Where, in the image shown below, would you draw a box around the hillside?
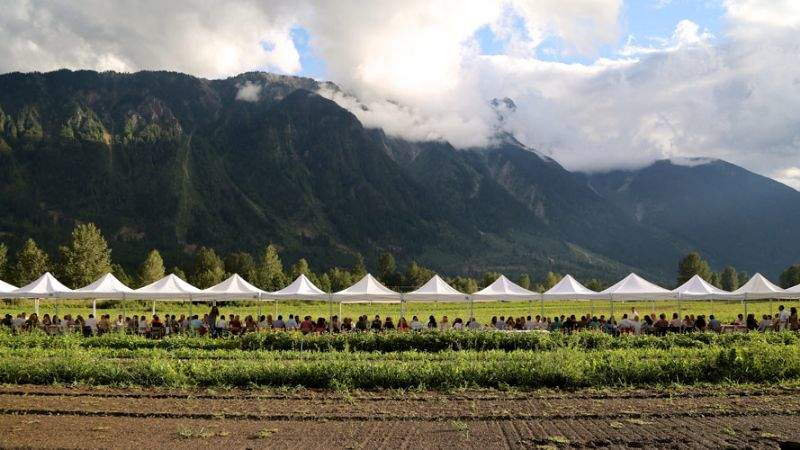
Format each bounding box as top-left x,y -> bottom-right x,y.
0,70 -> 795,283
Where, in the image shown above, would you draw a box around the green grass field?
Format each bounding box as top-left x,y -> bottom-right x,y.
3,297 -> 796,324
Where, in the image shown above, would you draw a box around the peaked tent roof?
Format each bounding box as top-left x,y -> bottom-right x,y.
472,275 -> 539,301
404,275 -> 468,302
200,274 -> 265,300
64,273 -> 134,299
673,275 -> 734,300
785,282 -> 800,297
732,273 -> 786,299
0,280 -> 18,294
268,274 -> 327,301
543,274 -> 598,300
333,273 -> 401,303
133,274 -> 203,300
9,272 -> 72,298
600,273 -> 673,300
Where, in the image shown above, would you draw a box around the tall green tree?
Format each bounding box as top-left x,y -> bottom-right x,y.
253,244 -> 286,291
58,223 -> 113,288
111,263 -> 133,287
709,272 -> 722,289
543,272 -> 562,290
0,243 -> 8,280
482,271 -> 501,288
720,266 -> 739,291
224,252 -> 256,281
192,246 -> 225,288
11,239 -> 49,286
138,250 -> 165,287
449,276 -> 478,294
676,252 -> 711,285
316,272 -> 332,293
517,274 -> 531,290
351,254 -> 367,280
737,271 -> 750,287
779,264 -> 800,289
327,267 -> 353,291
585,279 -> 604,292
404,261 -> 434,289
290,258 -> 318,284
172,266 -> 187,281
378,251 -> 396,279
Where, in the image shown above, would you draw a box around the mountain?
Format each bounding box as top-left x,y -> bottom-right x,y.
0,69 -> 795,284
584,158 -> 800,278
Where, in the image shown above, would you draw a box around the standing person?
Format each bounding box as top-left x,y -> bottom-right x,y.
208,306 -> 220,338
778,305 -> 790,330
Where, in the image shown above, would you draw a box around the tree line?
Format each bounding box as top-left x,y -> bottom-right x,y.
3,224 -> 798,294
0,223 -> 578,294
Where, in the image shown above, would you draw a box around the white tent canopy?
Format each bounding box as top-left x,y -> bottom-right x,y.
404,275 -> 468,302
600,273 -> 673,300
672,275 -> 734,300
472,275 -> 539,301
0,280 -> 17,294
269,274 -> 327,301
9,272 -> 72,298
543,274 -> 597,300
732,273 -> 786,300
333,273 -> 401,303
200,274 -> 265,300
64,273 -> 134,299
785,282 -> 800,298
133,274 -> 202,300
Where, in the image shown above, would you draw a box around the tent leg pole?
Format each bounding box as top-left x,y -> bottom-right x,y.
540,296 -> 545,318
470,298 -> 474,320
610,299 -> 614,319
151,301 -> 155,316
274,300 -> 278,318
92,299 -> 97,317
769,299 -> 772,316
328,295 -> 333,332
527,299 -> 532,317
340,302 -> 343,319
35,299 -> 40,316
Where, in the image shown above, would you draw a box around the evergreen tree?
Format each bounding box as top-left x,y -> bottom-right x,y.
192,246 -> 225,288
224,252 -> 255,281
737,271 -> 750,287
327,267 -> 353,291
709,272 -> 722,288
378,251 -> 396,281
0,243 -> 7,280
720,266 -> 739,291
253,244 -> 286,291
351,254 -> 367,280
517,274 -> 531,290
449,276 -> 478,294
11,239 -> 49,286
290,258 -> 319,285
585,279 -> 604,292
482,271 -> 501,287
676,252 -> 711,285
317,272 -> 332,293
138,250 -> 165,287
112,263 -> 133,287
404,261 -> 434,289
171,266 -> 187,281
543,272 -> 562,290
779,264 -> 800,289
58,223 -> 113,288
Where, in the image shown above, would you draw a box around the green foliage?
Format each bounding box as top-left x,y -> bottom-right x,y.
192,247 -> 225,288
677,252 -> 712,285
57,223 -> 113,288
779,264 -> 800,289
482,272 -> 501,288
0,243 -> 7,280
138,250 -> 165,287
11,239 -> 49,286
112,263 -> 133,287
289,258 -> 312,280
253,245 -> 286,291
404,261 -> 434,289
327,267 -> 353,291
585,279 -> 604,292
2,330 -> 800,389
224,252 -> 255,282
543,272 -> 562,290
171,267 -> 187,281
517,274 -> 531,290
449,276 -> 478,294
709,272 -> 722,288
351,254 -> 367,280
720,266 -> 739,291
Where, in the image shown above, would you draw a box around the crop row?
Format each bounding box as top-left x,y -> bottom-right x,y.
3,329 -> 799,352
1,344 -> 799,389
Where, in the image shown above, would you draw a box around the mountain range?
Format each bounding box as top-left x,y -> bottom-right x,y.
0,69 -> 797,285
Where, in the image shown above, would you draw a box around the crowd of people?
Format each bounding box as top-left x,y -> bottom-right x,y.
2,305 -> 799,338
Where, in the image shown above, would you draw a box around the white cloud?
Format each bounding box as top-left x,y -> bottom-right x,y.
235,81 -> 262,102
774,167 -> 800,191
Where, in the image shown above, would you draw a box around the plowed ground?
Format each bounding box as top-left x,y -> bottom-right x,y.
1,385 -> 799,449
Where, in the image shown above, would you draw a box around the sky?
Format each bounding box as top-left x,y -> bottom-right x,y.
1,0 -> 799,188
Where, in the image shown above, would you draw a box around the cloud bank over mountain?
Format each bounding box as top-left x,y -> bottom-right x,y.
1,0 -> 798,187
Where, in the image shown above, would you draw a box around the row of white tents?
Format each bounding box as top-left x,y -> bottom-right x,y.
1,270 -> 798,302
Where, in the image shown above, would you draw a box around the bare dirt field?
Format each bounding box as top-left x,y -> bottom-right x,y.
1,385 -> 799,449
